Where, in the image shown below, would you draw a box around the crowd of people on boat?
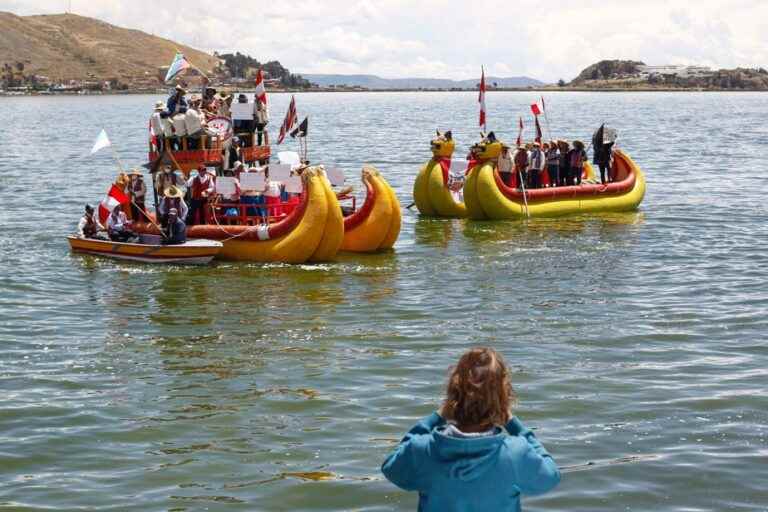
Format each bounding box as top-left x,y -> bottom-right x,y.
497,138 -> 614,190
149,85 -> 269,153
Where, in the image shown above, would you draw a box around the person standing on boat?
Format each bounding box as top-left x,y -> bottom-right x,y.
162,208 -> 187,245
557,141 -> 570,187
594,141 -> 614,185
255,98 -> 269,147
568,140 -> 587,186
149,101 -> 166,152
497,144 -> 515,187
77,204 -> 105,239
158,186 -> 189,227
513,144 -> 529,191
106,205 -> 137,243
529,142 -> 545,189
381,347 -> 561,512
185,97 -> 206,150
546,141 -> 560,188
129,170 -> 148,222
186,166 -> 215,225
155,166 -> 185,197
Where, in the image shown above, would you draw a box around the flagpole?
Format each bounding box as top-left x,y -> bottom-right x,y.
541,96 -> 553,141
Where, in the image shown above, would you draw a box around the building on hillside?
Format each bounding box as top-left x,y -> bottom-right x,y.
638,65 -> 712,78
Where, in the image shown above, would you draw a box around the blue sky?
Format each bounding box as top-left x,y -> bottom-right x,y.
2,0 -> 766,82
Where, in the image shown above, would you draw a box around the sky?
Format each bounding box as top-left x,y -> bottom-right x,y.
2,0 -> 767,82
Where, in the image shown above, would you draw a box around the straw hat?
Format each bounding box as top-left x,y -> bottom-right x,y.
154,101 -> 165,111
532,141 -> 541,147
164,185 -> 184,198
129,169 -> 143,176
175,84 -> 187,95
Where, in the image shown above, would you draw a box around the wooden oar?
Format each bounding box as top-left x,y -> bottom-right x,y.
131,200 -> 168,239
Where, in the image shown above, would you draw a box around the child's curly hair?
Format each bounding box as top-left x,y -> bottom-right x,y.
442,347 -> 516,428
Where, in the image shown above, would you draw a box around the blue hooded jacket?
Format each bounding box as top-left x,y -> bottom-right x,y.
381,413 -> 561,512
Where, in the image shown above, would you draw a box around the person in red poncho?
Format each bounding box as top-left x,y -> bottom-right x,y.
185,166 -> 215,225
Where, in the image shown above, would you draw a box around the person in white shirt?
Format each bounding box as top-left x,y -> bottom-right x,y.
497,144 -> 514,187
77,204 -> 105,239
149,101 -> 166,152
106,205 -> 136,242
171,113 -> 187,151
185,98 -> 206,150
255,99 -> 269,146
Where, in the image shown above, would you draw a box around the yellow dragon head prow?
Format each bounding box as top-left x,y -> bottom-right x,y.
431,130 -> 455,158
470,131 -> 503,160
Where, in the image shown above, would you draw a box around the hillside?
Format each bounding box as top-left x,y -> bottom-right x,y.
0,12 -> 219,81
302,73 -> 545,89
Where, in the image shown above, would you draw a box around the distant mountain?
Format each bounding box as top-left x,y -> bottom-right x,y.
302,73 -> 545,89
0,12 -> 219,81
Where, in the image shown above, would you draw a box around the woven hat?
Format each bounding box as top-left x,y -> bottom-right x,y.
164,185 -> 184,199
154,101 -> 165,111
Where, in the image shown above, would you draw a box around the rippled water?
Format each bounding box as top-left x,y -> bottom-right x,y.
1,92 -> 767,511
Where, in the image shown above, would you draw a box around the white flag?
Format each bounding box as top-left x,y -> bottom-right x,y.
90,129 -> 111,155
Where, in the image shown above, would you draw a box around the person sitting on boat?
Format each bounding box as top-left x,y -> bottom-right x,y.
557,140 -> 570,187
216,90 -> 232,118
497,143 -> 514,187
162,208 -> 187,245
568,140 -> 587,186
158,185 -> 189,227
225,137 -> 242,171
77,204 -> 105,239
513,144 -> 529,191
233,93 -> 255,146
186,166 -> 216,225
166,84 -> 188,116
149,101 -> 167,152
106,204 -> 137,243
545,141 -> 560,188
381,347 -> 561,511
202,87 -> 218,116
170,112 -> 187,151
528,142 -> 545,189
187,97 -> 208,150
129,170 -> 147,222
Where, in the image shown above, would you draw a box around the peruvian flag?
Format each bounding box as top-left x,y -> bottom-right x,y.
516,117 -> 524,146
277,95 -> 297,144
98,184 -> 130,224
478,67 -> 487,131
534,115 -> 543,144
254,68 -> 267,105
531,102 -> 542,116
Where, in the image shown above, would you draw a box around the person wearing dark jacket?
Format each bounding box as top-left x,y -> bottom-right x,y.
568,140 -> 587,186
166,85 -> 188,116
557,140 -> 570,186
163,208 -> 187,245
381,347 -> 561,512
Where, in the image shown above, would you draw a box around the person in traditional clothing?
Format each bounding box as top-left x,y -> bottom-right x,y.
77,204 -> 105,239
202,87 -> 218,115
568,140 -> 587,186
497,144 -> 514,187
155,166 -> 185,196
128,170 -> 147,222
162,208 -> 187,245
170,112 -> 187,151
558,141 -> 570,187
166,84 -> 188,116
545,141 -> 560,188
158,185 -> 189,227
185,97 -> 206,150
528,142 -> 545,189
216,91 -> 232,118
106,204 -> 136,242
149,101 -> 166,152
513,144 -> 529,190
186,166 -> 215,225
255,98 -> 269,146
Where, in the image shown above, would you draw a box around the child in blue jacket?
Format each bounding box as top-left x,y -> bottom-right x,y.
381,347 -> 560,511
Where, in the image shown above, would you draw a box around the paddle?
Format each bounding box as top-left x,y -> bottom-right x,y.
130,200 -> 169,240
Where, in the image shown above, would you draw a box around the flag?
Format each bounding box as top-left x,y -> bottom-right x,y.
290,116 -> 308,138
516,117 -> 523,146
90,129 -> 111,155
277,96 -> 297,144
534,115 -> 543,144
98,184 -> 130,224
254,68 -> 267,105
164,52 -> 191,82
478,67 -> 487,131
531,102 -> 542,116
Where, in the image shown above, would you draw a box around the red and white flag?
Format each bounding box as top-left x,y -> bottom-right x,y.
98,184 -> 130,224
530,102 -> 542,116
516,117 -> 524,146
277,95 -> 297,145
478,67 -> 487,131
254,68 -> 267,105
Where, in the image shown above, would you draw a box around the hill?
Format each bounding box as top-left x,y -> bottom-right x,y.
570,60 -> 645,84
302,73 -> 545,89
0,11 -> 219,82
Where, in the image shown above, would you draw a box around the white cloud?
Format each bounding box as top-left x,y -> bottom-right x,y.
2,0 -> 766,81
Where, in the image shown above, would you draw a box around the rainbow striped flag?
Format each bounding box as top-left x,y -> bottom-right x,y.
164,52 -> 191,82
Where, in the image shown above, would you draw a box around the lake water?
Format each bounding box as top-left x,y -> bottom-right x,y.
1,91 -> 767,511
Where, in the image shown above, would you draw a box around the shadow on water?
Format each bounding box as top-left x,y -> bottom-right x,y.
413,216 -> 457,249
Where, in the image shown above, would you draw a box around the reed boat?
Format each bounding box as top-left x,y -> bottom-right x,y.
413,131 -> 468,218
134,167 -> 344,263
67,236 -> 222,265
341,167 -> 401,253
464,149 -> 644,220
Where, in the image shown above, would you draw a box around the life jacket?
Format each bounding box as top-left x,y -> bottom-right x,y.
569,149 -> 584,169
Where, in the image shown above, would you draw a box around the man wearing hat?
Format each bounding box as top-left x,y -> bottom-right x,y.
498,143 -> 514,187
186,166 -> 216,225
77,204 -> 105,239
106,204 -> 137,242
128,170 -> 147,222
167,84 -> 188,116
528,141 -> 545,189
158,185 -> 189,228
149,101 -> 167,152
185,96 -> 206,150
155,166 -> 185,197
216,90 -> 232,118
162,208 -> 187,245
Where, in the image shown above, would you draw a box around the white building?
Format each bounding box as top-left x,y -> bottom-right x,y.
638,65 -> 712,78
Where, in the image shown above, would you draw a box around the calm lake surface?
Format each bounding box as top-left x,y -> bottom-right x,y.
1,91 -> 767,511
